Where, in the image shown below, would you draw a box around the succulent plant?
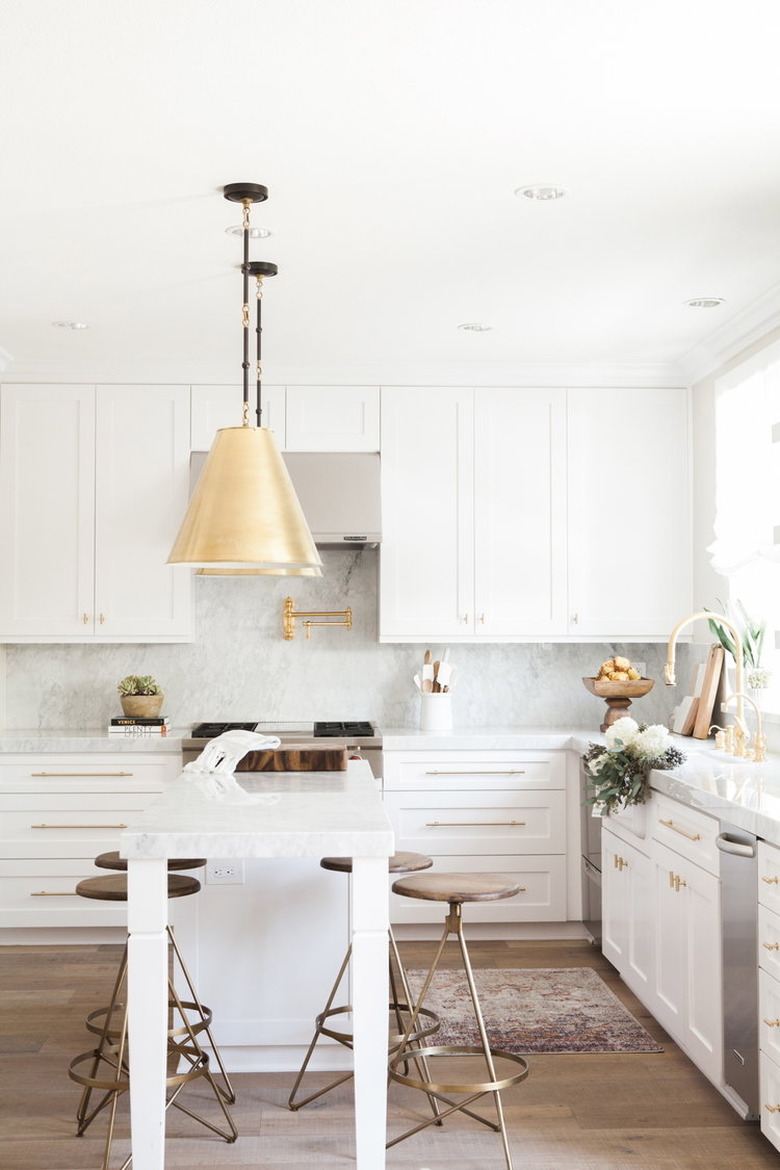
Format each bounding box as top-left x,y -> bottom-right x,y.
117,674 -> 162,696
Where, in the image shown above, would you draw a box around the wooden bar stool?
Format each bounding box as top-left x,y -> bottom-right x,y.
68,870 -> 237,1170
387,872 -> 530,1170
288,850 -> 441,1112
94,850 -> 207,873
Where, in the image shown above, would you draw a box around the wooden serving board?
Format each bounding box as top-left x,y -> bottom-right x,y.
236,744 -> 349,772
691,644 -> 725,739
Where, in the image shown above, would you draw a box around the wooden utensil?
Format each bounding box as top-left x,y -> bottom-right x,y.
432,660 -> 441,691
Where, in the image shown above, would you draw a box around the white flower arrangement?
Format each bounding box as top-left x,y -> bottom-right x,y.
746,667 -> 772,691
583,716 -> 686,815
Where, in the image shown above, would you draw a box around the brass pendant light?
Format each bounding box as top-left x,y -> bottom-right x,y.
167,183 -> 322,576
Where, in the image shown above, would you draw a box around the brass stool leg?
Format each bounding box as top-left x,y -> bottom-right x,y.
387,901 -> 528,1170
288,942 -> 355,1110
166,925 -> 236,1105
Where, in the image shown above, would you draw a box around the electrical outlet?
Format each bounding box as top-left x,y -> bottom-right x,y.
206,860 -> 244,885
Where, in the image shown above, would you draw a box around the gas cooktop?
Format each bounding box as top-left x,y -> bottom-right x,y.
190,720 -> 377,740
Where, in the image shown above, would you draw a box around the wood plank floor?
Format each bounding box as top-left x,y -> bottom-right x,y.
1,938 -> 778,1169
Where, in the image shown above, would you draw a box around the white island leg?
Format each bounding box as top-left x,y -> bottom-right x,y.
127,857 -> 169,1170
351,855 -> 390,1170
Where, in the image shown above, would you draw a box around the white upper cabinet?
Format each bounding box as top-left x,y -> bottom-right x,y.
189,384 -> 286,450
0,384 -> 192,642
285,386 -> 380,451
567,387 -> 691,637
380,384 -> 691,642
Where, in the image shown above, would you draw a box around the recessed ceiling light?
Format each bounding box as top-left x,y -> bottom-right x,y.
225,224 -> 273,239
514,184 -> 568,201
51,321 -> 89,330
457,322 -> 493,332
684,297 -> 725,309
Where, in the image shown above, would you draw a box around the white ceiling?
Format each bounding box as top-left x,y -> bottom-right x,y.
3,0 -> 780,386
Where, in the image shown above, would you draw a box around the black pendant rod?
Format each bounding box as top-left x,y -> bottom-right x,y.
242,204 -> 251,422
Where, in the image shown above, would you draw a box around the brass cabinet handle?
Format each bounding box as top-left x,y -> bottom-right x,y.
763,876 -> 780,885
614,855 -> 628,871
99,613 -> 106,624
659,818 -> 701,842
425,820 -> 527,828
667,870 -> 687,891
82,613 -> 90,624
424,769 -> 527,776
30,771 -> 134,778
766,1103 -> 780,1113
763,942 -> 780,952
30,823 -> 129,829
764,1018 -> 780,1027
30,891 -> 79,897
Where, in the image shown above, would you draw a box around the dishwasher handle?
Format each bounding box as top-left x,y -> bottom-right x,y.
716,832 -> 756,858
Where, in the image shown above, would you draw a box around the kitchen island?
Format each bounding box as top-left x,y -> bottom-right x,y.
119,757 -> 394,1170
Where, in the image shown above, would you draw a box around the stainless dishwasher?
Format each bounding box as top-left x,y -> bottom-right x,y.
718,823 -> 759,1119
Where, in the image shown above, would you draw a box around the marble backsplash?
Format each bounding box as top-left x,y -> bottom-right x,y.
2,550 -> 693,733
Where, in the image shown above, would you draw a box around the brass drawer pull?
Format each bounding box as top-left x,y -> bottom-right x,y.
425,820 -> 527,828
30,771 -> 134,778
30,891 -> 79,897
31,823 -> 129,829
764,1018 -> 780,1027
658,818 -> 701,842
614,855 -> 628,871
424,769 -> 527,776
766,1103 -> 780,1113
763,942 -> 780,952
763,875 -> 780,885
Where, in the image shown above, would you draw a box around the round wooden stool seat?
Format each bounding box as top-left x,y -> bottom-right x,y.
94,850 -> 207,872
392,872 -> 522,904
75,873 -> 201,901
320,850 -> 433,875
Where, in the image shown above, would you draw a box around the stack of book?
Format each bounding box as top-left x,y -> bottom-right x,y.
108,716 -> 170,738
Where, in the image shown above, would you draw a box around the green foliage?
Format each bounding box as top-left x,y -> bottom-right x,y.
705,599 -> 765,670
582,739 -> 686,815
117,674 -> 162,696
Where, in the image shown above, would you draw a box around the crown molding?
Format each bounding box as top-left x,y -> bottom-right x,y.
676,280 -> 780,385
0,355 -> 686,389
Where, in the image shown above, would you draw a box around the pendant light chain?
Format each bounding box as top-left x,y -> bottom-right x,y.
241,200 -> 252,427
255,274 -> 264,426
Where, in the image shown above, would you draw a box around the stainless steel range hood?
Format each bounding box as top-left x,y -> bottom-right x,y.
189,449 -> 381,548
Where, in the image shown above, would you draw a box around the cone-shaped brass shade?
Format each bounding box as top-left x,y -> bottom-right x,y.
168,426 -> 322,573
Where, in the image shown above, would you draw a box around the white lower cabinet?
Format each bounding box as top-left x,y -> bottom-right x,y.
601,792 -> 723,1089
382,749 -> 569,924
0,752 -> 181,930
758,840 -> 780,1150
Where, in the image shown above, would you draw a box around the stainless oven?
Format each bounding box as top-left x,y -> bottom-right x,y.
181,720 -> 383,779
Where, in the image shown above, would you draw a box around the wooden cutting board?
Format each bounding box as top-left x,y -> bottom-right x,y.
236,744 -> 349,772
691,644 -> 726,739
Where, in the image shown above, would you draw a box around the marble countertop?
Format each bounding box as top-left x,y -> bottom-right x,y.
120,758 -> 394,860
0,728 -> 187,753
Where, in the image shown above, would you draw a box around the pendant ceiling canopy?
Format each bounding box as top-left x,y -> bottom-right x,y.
167,183 -> 322,576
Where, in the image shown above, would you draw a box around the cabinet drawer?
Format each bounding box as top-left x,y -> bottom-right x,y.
389,855 -> 567,923
761,1046 -> 780,1151
650,793 -> 720,876
759,904 -> 780,980
0,753 -> 179,793
759,841 -> 780,914
0,793 -> 152,858
383,750 -> 565,792
760,968 -> 780,1066
385,790 -> 566,855
0,860 -> 129,927
603,794 -> 652,844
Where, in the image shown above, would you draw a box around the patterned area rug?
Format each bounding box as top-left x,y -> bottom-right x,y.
404,966 -> 662,1054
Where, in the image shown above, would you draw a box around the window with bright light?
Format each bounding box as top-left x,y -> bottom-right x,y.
709,342 -> 780,713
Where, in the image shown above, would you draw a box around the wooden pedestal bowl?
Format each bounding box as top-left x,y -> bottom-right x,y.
582,676 -> 655,733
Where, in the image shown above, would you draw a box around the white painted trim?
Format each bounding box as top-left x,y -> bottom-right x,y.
0,347 -> 13,372
677,280 -> 780,384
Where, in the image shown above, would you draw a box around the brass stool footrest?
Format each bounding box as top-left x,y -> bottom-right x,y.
389,1043 -> 530,1095
315,1002 -> 440,1048
69,1043 -> 213,1095
85,1000 -> 214,1043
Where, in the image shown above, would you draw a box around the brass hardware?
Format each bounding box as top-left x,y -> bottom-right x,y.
31,771 -> 133,777
425,820 -> 527,828
673,874 -> 687,892
614,855 -> 628,871
99,613 -> 106,624
479,613 -> 485,624
764,875 -> 780,885
669,870 -> 676,888
764,1018 -> 780,1027
82,613 -> 89,624
283,596 -> 352,640
462,614 -> 469,624
31,890 -> 79,897
31,823 -> 129,829
572,613 -> 579,624
659,818 -> 701,842
424,769 -> 526,776
766,1103 -> 780,1113
763,941 -> 780,951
